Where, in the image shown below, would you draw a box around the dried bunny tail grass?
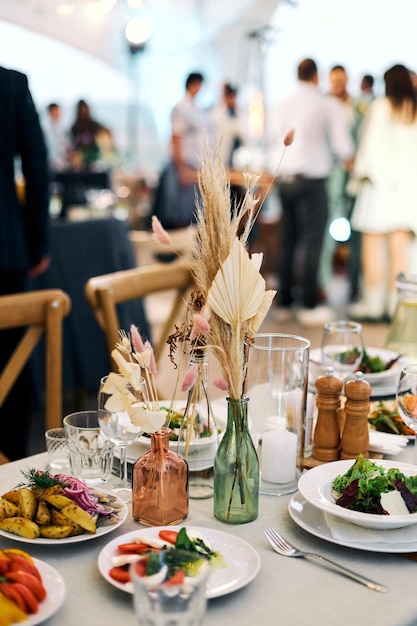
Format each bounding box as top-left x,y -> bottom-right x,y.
192,142 -> 258,296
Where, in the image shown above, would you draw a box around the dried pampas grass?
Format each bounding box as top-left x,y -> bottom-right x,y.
186,142 -> 276,399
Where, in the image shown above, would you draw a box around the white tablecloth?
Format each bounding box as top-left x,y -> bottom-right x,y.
1,451 -> 417,626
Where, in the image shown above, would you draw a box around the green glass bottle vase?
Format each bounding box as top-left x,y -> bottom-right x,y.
213,396 -> 259,524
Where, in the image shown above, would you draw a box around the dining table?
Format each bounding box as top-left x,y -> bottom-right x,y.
1,446 -> 417,626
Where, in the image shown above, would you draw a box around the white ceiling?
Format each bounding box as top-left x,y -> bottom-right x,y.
0,0 -> 282,73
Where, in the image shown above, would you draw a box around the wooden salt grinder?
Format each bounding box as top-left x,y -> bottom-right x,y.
340,371 -> 371,460
312,367 -> 343,461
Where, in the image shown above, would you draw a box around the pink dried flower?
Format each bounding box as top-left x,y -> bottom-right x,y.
152,215 -> 172,246
284,128 -> 295,147
130,324 -> 145,353
213,378 -> 229,392
144,340 -> 157,375
190,313 -> 211,341
181,363 -> 198,392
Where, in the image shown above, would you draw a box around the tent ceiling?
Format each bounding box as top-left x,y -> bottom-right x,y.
0,0 -> 282,72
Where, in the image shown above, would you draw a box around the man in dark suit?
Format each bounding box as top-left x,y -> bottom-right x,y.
0,66 -> 50,460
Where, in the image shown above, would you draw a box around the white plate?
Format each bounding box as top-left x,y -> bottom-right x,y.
309,347 -> 403,389
289,491 -> 417,553
124,399 -> 227,467
297,459 -> 417,530
0,489 -> 128,545
97,526 -> 261,599
368,430 -> 409,456
28,558 -> 66,625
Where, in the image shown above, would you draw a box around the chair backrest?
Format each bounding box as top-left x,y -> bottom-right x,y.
129,226 -> 197,266
85,259 -> 194,366
0,289 -> 71,462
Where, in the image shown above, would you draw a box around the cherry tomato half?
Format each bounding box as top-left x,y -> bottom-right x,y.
158,530 -> 178,545
164,570 -> 185,586
117,543 -> 151,554
108,566 -> 131,584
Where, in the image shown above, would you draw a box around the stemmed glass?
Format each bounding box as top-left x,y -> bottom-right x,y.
396,364 -> 417,465
321,320 -> 364,383
98,375 -> 145,502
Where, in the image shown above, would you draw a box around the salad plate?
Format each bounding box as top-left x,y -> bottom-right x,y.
289,491 -> 417,553
0,489 -> 128,545
98,526 -> 261,599
309,347 -> 404,391
28,558 -> 66,625
297,459 -> 417,530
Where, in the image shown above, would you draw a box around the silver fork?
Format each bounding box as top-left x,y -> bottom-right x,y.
264,528 -> 388,593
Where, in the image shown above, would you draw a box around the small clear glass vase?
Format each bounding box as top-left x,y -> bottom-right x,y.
177,352 -> 219,499
132,427 -> 189,526
213,396 -> 259,524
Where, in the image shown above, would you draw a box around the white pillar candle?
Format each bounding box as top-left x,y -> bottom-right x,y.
261,428 -> 297,484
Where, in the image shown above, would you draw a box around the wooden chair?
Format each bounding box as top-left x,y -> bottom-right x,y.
0,289 -> 71,463
85,259 -> 194,367
128,226 -> 197,267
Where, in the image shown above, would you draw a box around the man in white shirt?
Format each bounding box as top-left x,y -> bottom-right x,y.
43,103 -> 72,172
271,58 -> 354,327
153,72 -> 208,229
212,83 -> 247,167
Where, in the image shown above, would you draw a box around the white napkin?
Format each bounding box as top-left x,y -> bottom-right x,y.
368,430 -> 409,456
324,512 -> 417,544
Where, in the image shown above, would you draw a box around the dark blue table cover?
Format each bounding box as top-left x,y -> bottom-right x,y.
29,217 -> 151,394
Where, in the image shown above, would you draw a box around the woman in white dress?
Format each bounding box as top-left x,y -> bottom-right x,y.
349,64 -> 417,320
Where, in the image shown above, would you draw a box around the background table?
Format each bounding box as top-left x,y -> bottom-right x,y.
1,450 -> 417,626
29,217 -> 151,396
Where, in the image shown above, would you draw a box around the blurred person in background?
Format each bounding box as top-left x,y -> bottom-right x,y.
349,64 -> 417,321
270,58 -> 354,328
212,82 -> 247,167
70,99 -> 108,171
318,64 -> 355,301
43,102 -> 73,173
152,71 -> 208,229
0,65 -> 50,460
346,73 -> 376,301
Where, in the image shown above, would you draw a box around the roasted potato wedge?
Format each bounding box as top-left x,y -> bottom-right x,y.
18,488 -> 37,520
0,516 -> 40,539
0,497 -> 19,520
39,524 -> 72,539
35,500 -> 51,526
60,503 -> 96,534
50,508 -> 84,536
1,490 -> 20,505
36,484 -> 63,500
45,494 -> 74,510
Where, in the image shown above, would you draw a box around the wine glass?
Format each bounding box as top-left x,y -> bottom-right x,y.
321,320 -> 364,383
396,364 -> 417,465
98,375 -> 145,502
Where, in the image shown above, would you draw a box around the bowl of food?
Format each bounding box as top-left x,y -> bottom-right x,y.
297,456 -> 417,530
368,399 -> 415,437
309,347 -> 403,389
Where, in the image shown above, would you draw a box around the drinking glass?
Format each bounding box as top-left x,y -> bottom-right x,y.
321,320 -> 364,382
98,375 -> 145,502
246,333 -> 310,496
396,363 -> 417,465
131,557 -> 209,626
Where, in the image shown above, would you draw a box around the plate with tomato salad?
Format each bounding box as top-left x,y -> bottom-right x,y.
0,550 -> 66,626
97,526 -> 261,599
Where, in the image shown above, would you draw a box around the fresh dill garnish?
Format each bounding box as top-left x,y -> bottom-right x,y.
16,467 -> 67,490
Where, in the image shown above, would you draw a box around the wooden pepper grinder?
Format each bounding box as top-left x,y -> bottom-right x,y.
340,371 -> 371,460
312,367 -> 343,461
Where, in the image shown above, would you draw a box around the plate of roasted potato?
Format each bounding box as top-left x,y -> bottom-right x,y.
0,469 -> 128,544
